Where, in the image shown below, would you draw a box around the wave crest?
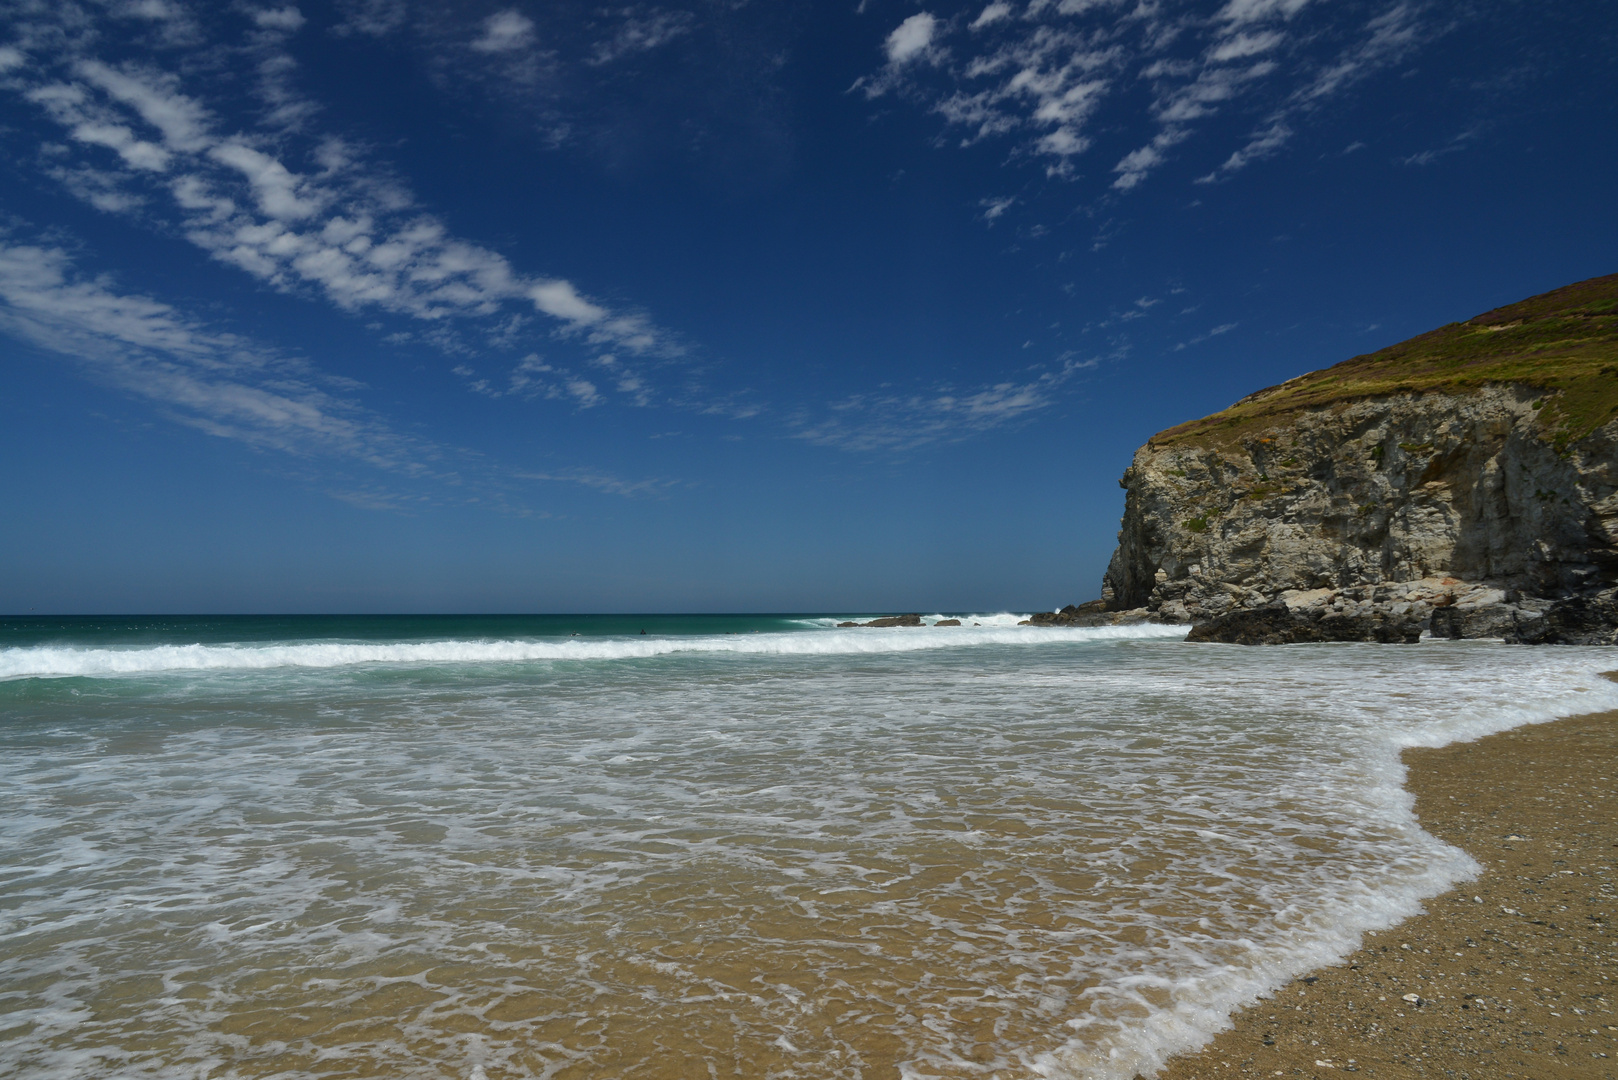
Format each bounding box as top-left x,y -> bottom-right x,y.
0,624 -> 1188,679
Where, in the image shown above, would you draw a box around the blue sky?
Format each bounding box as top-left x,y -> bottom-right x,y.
1,0 -> 1613,613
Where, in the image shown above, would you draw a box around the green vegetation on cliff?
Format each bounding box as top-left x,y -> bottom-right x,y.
1153,272 -> 1618,450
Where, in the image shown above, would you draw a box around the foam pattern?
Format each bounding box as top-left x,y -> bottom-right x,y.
1,634 -> 1614,1079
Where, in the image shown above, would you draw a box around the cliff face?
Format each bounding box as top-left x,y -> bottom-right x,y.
1095,273 -> 1618,642
1105,385 -> 1618,618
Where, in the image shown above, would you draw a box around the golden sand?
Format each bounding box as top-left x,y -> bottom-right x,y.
1156,709 -> 1618,1080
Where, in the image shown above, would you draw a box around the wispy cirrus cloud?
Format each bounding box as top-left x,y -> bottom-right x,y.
515,468 -> 675,497
1199,3 -> 1423,182
1172,320 -> 1239,350
0,235 -> 669,508
860,0 -> 1436,191
589,8 -> 694,65
1399,122 -> 1480,168
0,237 -> 432,471
331,0 -> 803,190
0,2 -> 686,413
12,57 -> 672,350
791,352 -> 1104,452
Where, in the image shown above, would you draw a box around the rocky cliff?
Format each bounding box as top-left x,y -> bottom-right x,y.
1094,272 -> 1618,643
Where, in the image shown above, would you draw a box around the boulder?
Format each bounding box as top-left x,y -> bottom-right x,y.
1505,589 -> 1618,645
1020,601 -> 1156,627
1427,597 -> 1551,640
1186,604 -> 1423,645
839,614 -> 923,628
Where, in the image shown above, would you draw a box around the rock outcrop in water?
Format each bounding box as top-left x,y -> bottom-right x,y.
1090,272 -> 1618,644
1018,601 -> 1154,627
837,614 -> 922,627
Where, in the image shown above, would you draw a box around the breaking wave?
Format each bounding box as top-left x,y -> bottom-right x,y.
0,622 -> 1188,679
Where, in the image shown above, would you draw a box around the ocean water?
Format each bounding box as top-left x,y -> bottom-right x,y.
2,614 -> 1616,1080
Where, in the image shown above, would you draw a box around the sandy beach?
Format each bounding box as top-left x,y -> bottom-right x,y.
1157,706 -> 1618,1080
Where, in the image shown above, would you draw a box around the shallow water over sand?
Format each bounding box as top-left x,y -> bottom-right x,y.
2,618 -> 1615,1079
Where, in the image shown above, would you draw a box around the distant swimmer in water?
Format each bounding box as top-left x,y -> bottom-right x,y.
640,629 -> 646,635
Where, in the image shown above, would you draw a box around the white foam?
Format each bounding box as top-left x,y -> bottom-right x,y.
792,612 -> 1037,629
0,623 -> 1188,679
3,637 -> 1615,1080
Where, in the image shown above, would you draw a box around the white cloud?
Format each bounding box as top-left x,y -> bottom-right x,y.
124,0 -> 184,21
1216,0 -> 1312,26
6,37 -> 681,367
529,280 -> 608,326
0,239 -> 423,469
980,194 -> 1016,221
209,141 -> 324,219
886,13 -> 939,65
1200,4 -> 1423,182
922,27 -> 1118,173
74,60 -> 212,152
1108,58 -> 1279,188
566,378 -> 602,407
793,352 -> 1103,452
1297,4 -> 1420,104
1199,117 -> 1290,180
590,9 -> 694,65
0,4 -> 709,443
1400,125 -> 1478,167
517,469 -> 670,497
0,235 -> 649,511
67,120 -> 171,171
971,3 -> 1012,29
1208,30 -> 1283,62
1112,128 -> 1188,190
334,0 -> 408,37
867,0 -> 1434,191
471,10 -> 536,54
1173,320 -> 1239,350
45,163 -> 148,213
253,7 -> 307,32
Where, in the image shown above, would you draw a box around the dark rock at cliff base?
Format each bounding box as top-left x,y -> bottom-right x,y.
1021,601 -> 1155,627
1023,601 -> 1103,625
1504,589 -> 1618,645
837,614 -> 923,628
1429,601 -> 1529,640
1186,605 -> 1423,645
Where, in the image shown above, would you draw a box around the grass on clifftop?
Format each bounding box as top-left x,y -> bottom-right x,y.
1153,272 -> 1618,451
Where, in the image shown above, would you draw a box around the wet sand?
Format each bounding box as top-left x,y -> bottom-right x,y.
1156,709 -> 1618,1080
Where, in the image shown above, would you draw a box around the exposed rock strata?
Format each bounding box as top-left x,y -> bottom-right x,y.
1097,385 -> 1618,643
1035,275 -> 1618,642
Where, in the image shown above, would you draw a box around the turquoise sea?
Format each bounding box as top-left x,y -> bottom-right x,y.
2,614 -> 1615,1079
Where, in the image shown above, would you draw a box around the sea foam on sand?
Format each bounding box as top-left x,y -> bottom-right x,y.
1,628 -> 1615,1080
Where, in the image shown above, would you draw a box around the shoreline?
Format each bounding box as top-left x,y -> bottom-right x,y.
1155,708 -> 1618,1079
